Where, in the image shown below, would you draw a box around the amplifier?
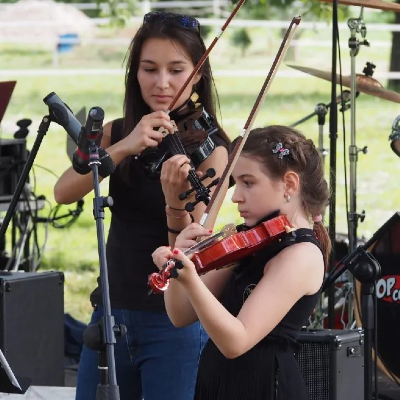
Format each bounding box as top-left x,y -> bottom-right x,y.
295,329 -> 364,400
0,271 -> 64,387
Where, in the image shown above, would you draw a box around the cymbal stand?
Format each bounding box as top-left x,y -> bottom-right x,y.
347,8 -> 369,326
290,90 -> 353,168
347,8 -> 369,253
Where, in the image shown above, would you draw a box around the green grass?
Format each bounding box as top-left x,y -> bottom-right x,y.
1,23 -> 399,323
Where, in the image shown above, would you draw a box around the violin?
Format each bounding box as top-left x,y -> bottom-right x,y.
148,214 -> 294,294
137,98 -> 222,211
137,98 -> 219,178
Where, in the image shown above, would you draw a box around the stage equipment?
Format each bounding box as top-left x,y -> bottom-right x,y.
0,271 -> 64,391
288,61 -> 397,325
323,212 -> 400,400
290,90 -> 355,167
296,329 -> 364,400
354,215 -> 400,385
43,93 -> 123,400
14,119 -> 32,139
287,64 -> 400,104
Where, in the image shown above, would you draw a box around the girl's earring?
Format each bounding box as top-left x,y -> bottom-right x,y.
190,84 -> 201,107
286,194 -> 291,203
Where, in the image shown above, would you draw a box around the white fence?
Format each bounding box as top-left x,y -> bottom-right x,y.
0,17 -> 399,77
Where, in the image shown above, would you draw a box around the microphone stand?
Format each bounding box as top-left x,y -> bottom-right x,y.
0,116 -> 53,393
81,137 -> 125,400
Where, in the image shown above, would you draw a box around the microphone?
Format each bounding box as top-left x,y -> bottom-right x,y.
43,92 -> 115,177
389,115 -> 400,157
72,107 -> 104,175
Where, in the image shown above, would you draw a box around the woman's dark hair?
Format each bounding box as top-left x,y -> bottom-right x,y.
119,13 -> 229,178
241,125 -> 331,265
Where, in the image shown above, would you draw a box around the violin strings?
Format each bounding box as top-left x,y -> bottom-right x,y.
168,129 -> 204,190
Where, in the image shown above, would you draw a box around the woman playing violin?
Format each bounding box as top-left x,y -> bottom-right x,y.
152,125 -> 331,400
54,11 -> 229,400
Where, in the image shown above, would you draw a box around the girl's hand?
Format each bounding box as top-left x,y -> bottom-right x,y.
174,223 -> 213,253
152,246 -> 173,271
151,246 -> 197,284
152,246 -> 198,283
124,111 -> 174,155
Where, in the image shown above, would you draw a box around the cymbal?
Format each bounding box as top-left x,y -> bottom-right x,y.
318,0 -> 400,12
287,64 -> 400,104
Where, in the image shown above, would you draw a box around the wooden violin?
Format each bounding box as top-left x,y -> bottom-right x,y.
137,99 -> 219,177
148,214 -> 294,293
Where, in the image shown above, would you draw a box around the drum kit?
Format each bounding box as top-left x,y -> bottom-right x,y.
287,0 -> 400,391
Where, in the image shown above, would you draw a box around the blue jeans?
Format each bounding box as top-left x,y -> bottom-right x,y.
75,305 -> 208,400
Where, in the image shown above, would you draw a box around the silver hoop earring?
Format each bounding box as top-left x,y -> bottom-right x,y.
286,194 -> 291,203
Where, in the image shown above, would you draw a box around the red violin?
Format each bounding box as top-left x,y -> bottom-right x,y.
148,214 -> 294,294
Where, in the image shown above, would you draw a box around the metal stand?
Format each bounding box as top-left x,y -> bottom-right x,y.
324,245 -> 380,400
81,140 -> 124,400
347,10 -> 370,326
347,8 -> 369,253
43,97 -> 123,399
290,90 -> 354,169
0,116 -> 52,393
322,212 -> 400,400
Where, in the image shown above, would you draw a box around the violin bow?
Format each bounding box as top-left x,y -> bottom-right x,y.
199,16 -> 302,229
165,0 -> 247,114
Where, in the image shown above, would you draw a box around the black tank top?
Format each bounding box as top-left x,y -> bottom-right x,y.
195,228 -> 323,400
90,118 -> 229,311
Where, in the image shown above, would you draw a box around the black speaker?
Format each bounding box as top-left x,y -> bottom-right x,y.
295,329 -> 364,400
0,271 -> 64,387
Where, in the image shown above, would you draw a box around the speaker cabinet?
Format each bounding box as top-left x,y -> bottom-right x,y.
295,329 -> 364,400
0,271 -> 64,386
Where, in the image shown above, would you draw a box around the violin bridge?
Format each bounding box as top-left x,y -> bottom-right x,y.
158,120 -> 178,137
158,126 -> 169,137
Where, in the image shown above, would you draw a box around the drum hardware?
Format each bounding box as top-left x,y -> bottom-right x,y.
289,89 -> 355,167
347,9 -> 370,257
287,57 -> 400,328
318,0 -> 400,12
286,64 -> 400,104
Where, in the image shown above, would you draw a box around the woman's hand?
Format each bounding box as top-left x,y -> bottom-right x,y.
174,223 -> 213,252
160,154 -> 194,208
123,110 -> 174,156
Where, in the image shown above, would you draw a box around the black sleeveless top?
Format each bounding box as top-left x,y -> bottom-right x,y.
90,118 -> 229,311
194,228 -> 323,400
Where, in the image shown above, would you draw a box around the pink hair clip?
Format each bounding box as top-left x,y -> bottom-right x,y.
312,214 -> 323,223
272,142 -> 290,159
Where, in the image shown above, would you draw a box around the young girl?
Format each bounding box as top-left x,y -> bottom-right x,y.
152,125 -> 330,400
54,12 -> 230,400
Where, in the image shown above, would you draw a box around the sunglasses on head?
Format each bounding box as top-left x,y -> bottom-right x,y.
143,11 -> 200,33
